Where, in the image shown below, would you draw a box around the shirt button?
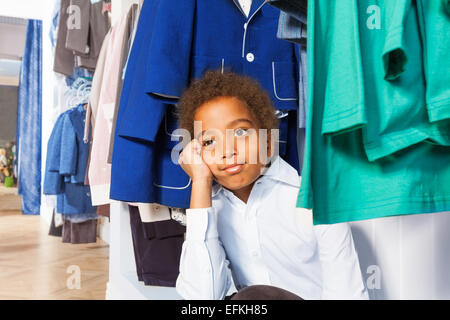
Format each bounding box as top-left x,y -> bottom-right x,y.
251,251 -> 258,257
246,53 -> 254,62
86,192 -> 90,197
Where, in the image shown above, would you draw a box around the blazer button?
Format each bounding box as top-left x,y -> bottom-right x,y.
246,53 -> 254,62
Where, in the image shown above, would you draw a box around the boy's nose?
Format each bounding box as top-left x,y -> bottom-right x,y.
222,150 -> 236,160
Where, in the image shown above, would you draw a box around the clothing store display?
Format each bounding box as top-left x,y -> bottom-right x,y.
176,156 -> 368,300
110,0 -> 301,207
14,0 -> 449,301
62,218 -> 98,244
128,205 -> 185,287
296,0 -> 450,224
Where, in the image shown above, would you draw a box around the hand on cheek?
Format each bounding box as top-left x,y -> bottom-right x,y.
178,139 -> 213,183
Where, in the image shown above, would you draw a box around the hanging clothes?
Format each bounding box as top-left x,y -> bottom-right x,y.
62,218 -> 98,244
107,3 -> 141,163
416,0 -> 450,123
268,0 -> 307,129
110,0 -> 301,207
43,105 -> 97,215
268,0 -> 308,171
17,19 -> 42,215
297,0 -> 450,224
88,5 -> 136,205
53,0 -> 110,75
128,205 -> 185,287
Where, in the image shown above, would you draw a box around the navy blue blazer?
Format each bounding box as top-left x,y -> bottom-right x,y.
110,0 -> 300,206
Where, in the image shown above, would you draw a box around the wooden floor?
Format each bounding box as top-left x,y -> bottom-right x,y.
0,209 -> 109,300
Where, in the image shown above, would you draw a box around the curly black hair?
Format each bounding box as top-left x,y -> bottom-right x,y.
177,70 -> 279,139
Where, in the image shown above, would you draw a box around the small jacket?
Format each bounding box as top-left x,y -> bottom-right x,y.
44,105 -> 96,214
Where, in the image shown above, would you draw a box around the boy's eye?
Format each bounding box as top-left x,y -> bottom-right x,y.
234,128 -> 249,137
202,139 -> 216,148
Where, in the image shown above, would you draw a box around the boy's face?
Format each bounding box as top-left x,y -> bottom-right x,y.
194,96 -> 272,191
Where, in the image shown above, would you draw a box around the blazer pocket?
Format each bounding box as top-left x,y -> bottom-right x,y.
272,61 -> 298,101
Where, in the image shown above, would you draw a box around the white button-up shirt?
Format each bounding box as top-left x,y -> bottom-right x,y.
176,156 -> 368,300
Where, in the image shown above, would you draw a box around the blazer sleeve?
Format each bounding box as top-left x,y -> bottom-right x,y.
144,0 -> 196,99
43,115 -> 65,195
59,113 -> 78,177
115,0 -> 195,143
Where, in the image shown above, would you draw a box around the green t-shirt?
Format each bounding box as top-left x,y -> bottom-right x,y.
416,0 -> 450,123
297,0 -> 450,225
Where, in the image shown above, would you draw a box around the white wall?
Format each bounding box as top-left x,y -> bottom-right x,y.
351,211 -> 450,299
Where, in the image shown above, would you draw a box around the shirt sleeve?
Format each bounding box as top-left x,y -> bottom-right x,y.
176,207 -> 233,300
382,0 -> 411,80
313,222 -> 369,300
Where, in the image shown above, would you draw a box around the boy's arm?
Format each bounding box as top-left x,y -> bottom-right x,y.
313,222 -> 369,300
176,206 -> 233,300
176,139 -> 233,299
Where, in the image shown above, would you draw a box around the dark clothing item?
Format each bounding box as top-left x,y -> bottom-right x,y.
65,0 -> 90,55
88,1 -> 110,60
97,204 -> 110,218
62,218 -> 97,244
54,0 -> 110,75
74,1 -> 110,70
226,285 -> 303,300
48,210 -> 63,237
54,0 -> 75,75
128,205 -> 185,287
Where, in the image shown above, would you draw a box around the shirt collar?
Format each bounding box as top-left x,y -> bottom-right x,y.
232,0 -> 267,19
211,155 -> 300,198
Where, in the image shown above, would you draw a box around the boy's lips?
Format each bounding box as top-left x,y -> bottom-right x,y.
222,163 -> 245,174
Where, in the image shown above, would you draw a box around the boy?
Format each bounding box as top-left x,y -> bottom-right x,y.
175,71 -> 368,300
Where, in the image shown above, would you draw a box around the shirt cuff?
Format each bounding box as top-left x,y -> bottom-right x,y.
185,207 -> 218,242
